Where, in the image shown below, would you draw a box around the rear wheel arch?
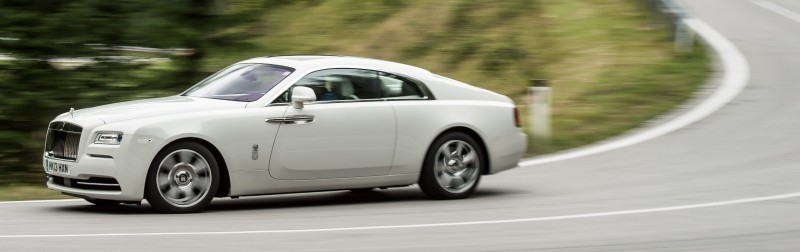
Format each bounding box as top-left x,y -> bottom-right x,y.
426,126 -> 491,175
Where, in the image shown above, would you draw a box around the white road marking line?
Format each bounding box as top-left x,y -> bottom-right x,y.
753,1 -> 800,24
2,191 -> 799,238
0,199 -> 81,204
519,18 -> 749,167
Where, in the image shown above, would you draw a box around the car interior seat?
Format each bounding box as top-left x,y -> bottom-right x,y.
379,75 -> 403,98
333,78 -> 358,100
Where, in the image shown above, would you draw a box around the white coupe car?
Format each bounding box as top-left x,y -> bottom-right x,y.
43,55 -> 527,213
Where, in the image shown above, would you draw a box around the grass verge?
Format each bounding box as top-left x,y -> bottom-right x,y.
0,185 -> 72,201
526,0 -> 712,154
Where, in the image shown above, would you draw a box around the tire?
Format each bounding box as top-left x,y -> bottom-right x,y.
85,198 -> 120,206
145,142 -> 219,213
418,132 -> 483,200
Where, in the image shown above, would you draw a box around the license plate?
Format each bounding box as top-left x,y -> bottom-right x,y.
45,159 -> 70,175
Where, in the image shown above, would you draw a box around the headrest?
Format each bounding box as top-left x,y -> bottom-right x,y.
335,79 -> 354,97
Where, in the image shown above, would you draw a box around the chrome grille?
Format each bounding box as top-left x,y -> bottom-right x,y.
45,121 -> 82,161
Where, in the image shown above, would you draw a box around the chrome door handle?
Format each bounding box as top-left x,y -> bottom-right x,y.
265,115 -> 315,124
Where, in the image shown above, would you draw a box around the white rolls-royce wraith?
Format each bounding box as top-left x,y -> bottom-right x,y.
43,55 -> 527,213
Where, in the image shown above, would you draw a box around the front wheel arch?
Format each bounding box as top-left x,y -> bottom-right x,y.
148,138 -> 231,198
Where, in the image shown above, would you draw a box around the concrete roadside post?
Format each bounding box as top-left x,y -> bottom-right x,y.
656,0 -> 694,54
672,10 -> 694,54
529,79 -> 551,141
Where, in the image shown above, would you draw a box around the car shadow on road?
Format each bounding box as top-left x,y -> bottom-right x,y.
50,187 -> 522,215
204,187 -> 517,213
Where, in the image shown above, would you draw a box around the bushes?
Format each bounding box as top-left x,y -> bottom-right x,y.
0,0 -> 260,184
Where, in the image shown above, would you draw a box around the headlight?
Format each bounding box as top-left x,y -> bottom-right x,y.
95,132 -> 123,145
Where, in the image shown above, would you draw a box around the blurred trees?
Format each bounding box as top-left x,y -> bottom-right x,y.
0,0 -> 267,184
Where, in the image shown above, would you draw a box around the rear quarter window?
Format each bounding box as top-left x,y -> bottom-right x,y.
378,72 -> 428,100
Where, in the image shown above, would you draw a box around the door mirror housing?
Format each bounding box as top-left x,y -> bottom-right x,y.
291,86 -> 317,109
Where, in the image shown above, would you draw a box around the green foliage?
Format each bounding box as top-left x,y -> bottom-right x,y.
0,0 -> 265,184
0,1 -> 142,183
481,40 -> 530,72
447,0 -> 537,32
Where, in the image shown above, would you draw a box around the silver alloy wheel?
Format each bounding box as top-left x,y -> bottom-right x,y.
155,149 -> 212,208
433,140 -> 480,194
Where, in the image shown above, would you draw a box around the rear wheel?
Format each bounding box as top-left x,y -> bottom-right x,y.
419,132 -> 483,199
145,142 -> 219,213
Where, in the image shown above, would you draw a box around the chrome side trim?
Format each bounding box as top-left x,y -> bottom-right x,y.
265,115 -> 315,124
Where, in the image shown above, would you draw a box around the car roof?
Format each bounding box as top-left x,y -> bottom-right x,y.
239,55 -> 432,77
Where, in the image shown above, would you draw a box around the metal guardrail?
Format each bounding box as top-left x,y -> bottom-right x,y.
644,0 -> 695,53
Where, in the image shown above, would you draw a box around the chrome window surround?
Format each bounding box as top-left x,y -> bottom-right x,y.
268,68 -> 436,105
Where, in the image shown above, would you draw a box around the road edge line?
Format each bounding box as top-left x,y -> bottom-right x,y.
2,191 -> 798,238
0,198 -> 81,204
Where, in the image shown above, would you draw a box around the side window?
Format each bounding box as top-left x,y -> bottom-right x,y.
378,72 -> 424,99
273,68 -> 380,103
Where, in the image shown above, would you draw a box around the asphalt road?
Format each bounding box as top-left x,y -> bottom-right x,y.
3,0 -> 800,251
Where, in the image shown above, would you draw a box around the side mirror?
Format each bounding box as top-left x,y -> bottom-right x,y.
291,86 -> 316,109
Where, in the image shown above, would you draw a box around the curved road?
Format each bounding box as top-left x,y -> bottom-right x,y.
4,0 -> 800,250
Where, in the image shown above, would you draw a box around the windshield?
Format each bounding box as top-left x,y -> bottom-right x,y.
182,63 -> 294,102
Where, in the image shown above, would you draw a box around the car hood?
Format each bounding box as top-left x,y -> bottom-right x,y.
71,96 -> 246,124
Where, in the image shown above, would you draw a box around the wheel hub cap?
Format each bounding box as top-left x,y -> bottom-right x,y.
446,157 -> 465,173
174,170 -> 193,186
434,139 -> 480,194
155,149 -> 212,208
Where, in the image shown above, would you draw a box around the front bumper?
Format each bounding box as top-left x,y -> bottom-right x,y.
43,136 -> 159,202
45,156 -> 143,201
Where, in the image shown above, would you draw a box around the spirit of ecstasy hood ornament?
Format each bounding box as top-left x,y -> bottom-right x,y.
69,108 -> 75,118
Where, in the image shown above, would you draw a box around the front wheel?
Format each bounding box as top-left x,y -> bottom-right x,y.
419,132 -> 483,199
145,142 -> 219,213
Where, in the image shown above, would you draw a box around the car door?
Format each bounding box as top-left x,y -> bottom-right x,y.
267,68 -> 396,180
